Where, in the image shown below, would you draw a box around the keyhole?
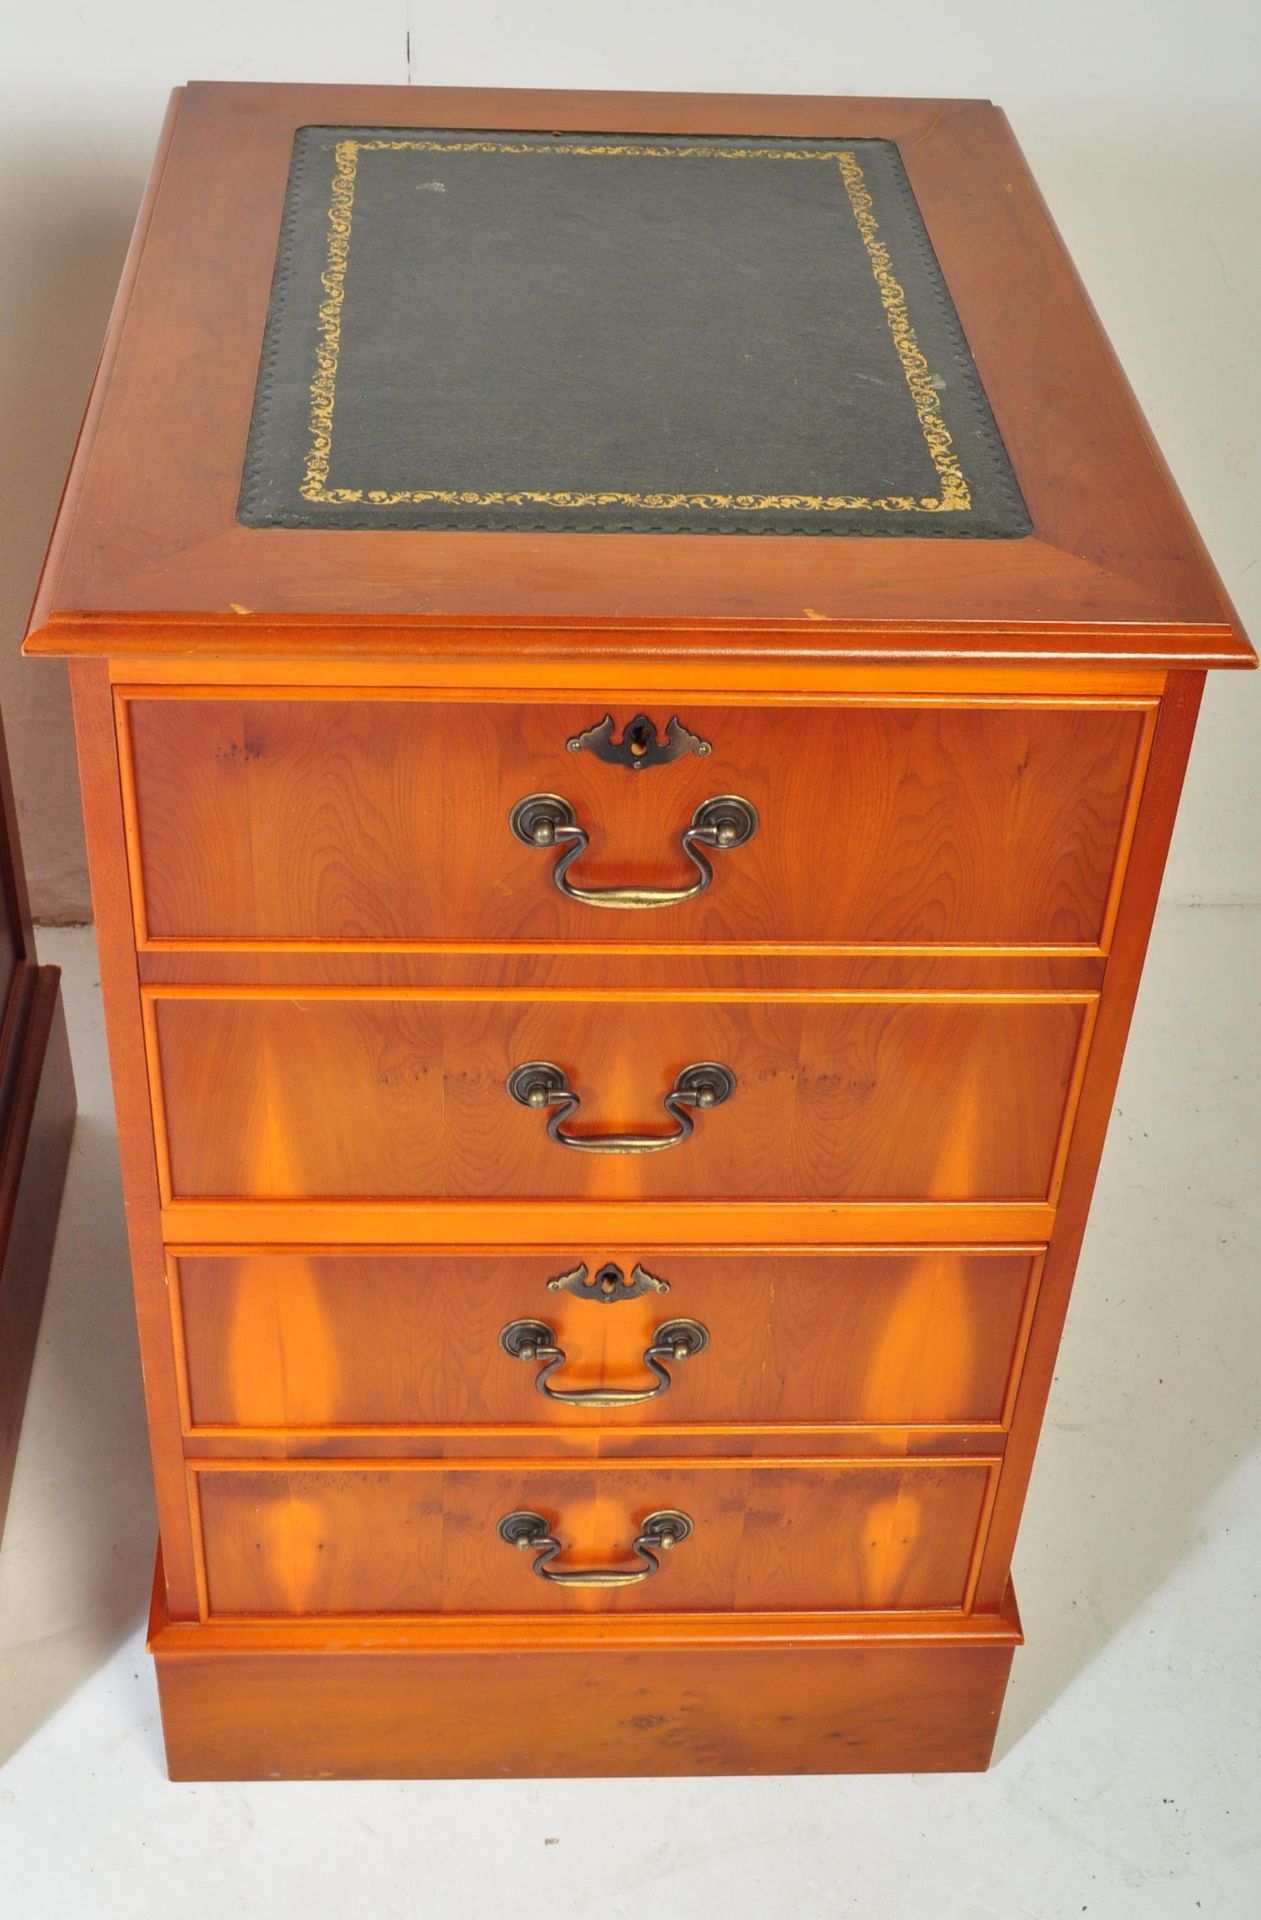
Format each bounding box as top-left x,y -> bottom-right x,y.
595,1263 -> 625,1297
626,718 -> 654,759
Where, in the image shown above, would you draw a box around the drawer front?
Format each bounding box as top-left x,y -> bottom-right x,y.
174,1246 -> 1039,1431
193,1458 -> 996,1617
148,993 -> 1089,1204
122,694 -> 1148,948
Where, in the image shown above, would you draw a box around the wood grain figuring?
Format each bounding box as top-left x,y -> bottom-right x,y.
146,991 -> 1090,1204
191,1456 -> 997,1618
120,693 -> 1151,950
172,1246 -> 1040,1433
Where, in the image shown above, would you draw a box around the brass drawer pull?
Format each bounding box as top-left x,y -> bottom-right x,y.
506,1060 -> 735,1153
509,791 -> 758,909
498,1509 -> 693,1588
499,1316 -> 709,1406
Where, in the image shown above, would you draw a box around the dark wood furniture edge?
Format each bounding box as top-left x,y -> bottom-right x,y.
0,966 -> 76,1543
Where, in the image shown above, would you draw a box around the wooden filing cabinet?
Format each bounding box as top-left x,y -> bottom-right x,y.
25,82 -> 1253,1778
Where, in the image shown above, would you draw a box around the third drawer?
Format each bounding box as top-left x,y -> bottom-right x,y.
171,1245 -> 1042,1433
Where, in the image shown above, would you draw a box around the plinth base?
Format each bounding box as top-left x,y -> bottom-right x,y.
149,1560 -> 1021,1780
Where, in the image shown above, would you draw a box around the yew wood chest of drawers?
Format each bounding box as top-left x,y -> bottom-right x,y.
25,82 -> 1253,1780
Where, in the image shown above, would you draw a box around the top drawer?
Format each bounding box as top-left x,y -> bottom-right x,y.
119,692 -> 1150,950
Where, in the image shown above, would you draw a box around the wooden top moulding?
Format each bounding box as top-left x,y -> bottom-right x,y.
23,82 -> 1255,670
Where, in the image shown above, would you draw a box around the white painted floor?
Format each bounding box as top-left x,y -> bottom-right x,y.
1,913 -> 1257,1919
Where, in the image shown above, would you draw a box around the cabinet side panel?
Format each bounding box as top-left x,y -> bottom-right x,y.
973,671 -> 1205,1607
69,659 -> 199,1613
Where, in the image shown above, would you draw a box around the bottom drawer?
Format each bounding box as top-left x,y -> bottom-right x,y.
192,1458 -> 998,1618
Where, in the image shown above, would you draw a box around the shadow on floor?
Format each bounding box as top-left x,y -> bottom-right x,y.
995,906 -> 1261,1756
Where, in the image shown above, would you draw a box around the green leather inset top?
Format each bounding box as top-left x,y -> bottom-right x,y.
239,127 -> 1031,537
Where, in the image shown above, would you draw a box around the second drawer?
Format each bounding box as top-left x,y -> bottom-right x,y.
171,1245 -> 1040,1432
146,991 -> 1090,1203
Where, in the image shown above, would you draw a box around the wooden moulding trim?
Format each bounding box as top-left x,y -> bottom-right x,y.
159,1200 -> 1058,1245
114,680 -> 1166,705
1000,1248 -> 1045,1432
113,683 -> 1158,961
24,616 -> 1253,669
137,940 -> 1119,962
1095,703 -> 1158,953
110,658 -> 1172,694
1045,997 -> 1098,1203
148,1558 -> 1026,1655
185,1451 -> 1004,1474
113,693 -> 148,949
165,1237 -> 1048,1256
164,1242 -> 1043,1445
181,1455 -> 1004,1627
178,1420 -> 1014,1445
140,983 -> 1098,1003
137,940 -> 1115,961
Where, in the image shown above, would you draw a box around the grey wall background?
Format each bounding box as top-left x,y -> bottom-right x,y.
2,1 -> 1256,922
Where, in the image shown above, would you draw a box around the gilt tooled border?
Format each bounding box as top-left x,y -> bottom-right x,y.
297,137 -> 973,517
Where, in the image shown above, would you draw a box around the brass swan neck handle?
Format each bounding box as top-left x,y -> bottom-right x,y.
509,792 -> 758,910
506,1060 -> 735,1154
499,1316 -> 709,1407
498,1509 -> 693,1588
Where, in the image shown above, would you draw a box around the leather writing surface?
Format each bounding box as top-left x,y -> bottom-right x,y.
239,127 -> 1030,537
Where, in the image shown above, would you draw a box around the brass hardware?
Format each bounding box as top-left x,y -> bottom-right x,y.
499,1315 -> 708,1406
546,1260 -> 671,1301
565,712 -> 712,770
508,791 -> 758,909
506,1060 -> 735,1153
497,1509 -> 693,1587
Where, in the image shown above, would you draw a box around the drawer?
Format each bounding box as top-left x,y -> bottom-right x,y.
120,693 -> 1150,949
191,1457 -> 998,1617
172,1246 -> 1041,1432
146,991 -> 1091,1204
